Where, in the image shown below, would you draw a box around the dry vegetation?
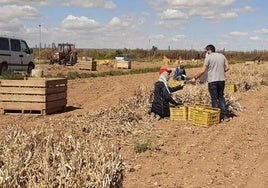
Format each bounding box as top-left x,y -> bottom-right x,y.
0,62 -> 267,187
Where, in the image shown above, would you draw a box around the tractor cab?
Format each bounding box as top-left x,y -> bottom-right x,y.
50,43 -> 78,65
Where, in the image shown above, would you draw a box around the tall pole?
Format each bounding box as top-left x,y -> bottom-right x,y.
149,39 -> 151,61
39,24 -> 41,63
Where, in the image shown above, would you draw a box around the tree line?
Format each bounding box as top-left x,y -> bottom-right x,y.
34,48 -> 268,62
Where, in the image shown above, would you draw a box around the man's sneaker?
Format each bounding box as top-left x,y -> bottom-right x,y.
222,116 -> 230,122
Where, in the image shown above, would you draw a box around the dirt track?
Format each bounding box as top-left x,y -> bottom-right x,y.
0,62 -> 268,187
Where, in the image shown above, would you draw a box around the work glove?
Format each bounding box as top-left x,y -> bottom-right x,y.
178,84 -> 184,89
175,101 -> 183,106
175,98 -> 183,106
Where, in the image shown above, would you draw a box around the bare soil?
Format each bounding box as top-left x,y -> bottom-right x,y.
0,61 -> 267,188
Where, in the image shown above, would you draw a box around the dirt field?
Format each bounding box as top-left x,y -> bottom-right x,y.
0,61 -> 268,187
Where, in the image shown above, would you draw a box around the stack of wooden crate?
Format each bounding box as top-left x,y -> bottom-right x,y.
0,78 -> 67,115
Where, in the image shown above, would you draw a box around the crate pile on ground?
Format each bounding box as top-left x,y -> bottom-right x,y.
169,83 -> 243,126
170,104 -> 221,127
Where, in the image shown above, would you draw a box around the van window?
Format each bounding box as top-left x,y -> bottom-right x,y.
10,39 -> 21,52
21,40 -> 30,54
0,37 -> 9,51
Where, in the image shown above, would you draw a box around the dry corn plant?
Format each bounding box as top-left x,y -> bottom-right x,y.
0,126 -> 123,188
227,62 -> 268,91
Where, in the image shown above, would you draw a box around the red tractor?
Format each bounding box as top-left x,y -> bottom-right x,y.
50,43 -> 78,65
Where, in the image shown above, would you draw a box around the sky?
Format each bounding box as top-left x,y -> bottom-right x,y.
0,0 -> 267,51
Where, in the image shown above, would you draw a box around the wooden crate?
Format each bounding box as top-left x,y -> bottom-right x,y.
116,61 -> 131,69
170,106 -> 188,120
78,60 -> 97,71
0,78 -> 67,115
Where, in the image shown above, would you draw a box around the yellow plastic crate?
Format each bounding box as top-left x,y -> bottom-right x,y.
170,106 -> 188,120
193,108 -> 220,127
188,106 -> 196,121
187,104 -> 211,121
226,84 -> 236,92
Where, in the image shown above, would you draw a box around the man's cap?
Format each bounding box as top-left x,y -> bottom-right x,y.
159,67 -> 172,75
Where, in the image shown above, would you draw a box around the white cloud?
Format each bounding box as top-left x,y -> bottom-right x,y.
229,31 -> 248,37
189,7 -> 215,18
0,0 -> 48,5
156,19 -> 187,29
243,6 -> 255,12
151,0 -> 240,22
109,17 -> 121,26
249,36 -> 260,41
0,0 -> 116,9
61,15 -> 100,30
66,0 -> 116,9
255,28 -> 268,35
149,34 -> 165,40
171,34 -> 186,41
108,16 -> 136,28
160,9 -> 189,20
220,12 -> 238,19
0,5 -> 41,21
167,0 -> 235,7
190,7 -> 237,20
0,20 -> 24,33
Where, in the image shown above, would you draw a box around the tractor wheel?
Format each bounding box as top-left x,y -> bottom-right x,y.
60,59 -> 65,65
50,58 -> 54,64
69,53 -> 75,65
74,54 -> 78,64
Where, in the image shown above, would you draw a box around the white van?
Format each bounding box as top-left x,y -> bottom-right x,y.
0,36 -> 35,74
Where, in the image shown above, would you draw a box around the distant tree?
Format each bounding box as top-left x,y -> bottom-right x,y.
151,46 -> 158,51
115,49 -> 123,56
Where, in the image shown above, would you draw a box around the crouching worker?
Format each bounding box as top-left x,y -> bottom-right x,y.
150,67 -> 184,119
173,64 -> 187,81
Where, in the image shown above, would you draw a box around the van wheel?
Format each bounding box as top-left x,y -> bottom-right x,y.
27,64 -> 34,75
0,63 -> 8,74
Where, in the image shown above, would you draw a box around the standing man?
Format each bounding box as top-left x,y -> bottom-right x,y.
191,44 -> 230,121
